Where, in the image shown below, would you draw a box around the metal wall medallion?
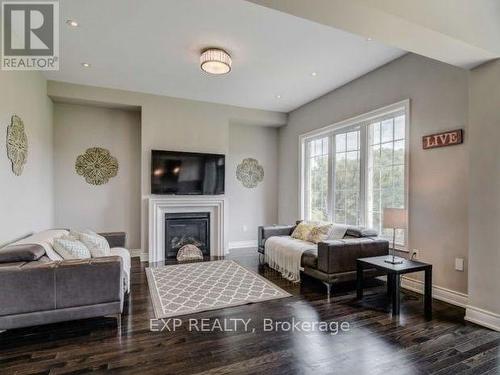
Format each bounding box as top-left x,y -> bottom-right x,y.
236,158 -> 264,188
6,115 -> 28,176
75,147 -> 119,185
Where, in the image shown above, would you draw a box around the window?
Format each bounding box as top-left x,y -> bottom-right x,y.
367,115 -> 406,244
300,101 -> 409,247
333,128 -> 361,226
304,137 -> 330,221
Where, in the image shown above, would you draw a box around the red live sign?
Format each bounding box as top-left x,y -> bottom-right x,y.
423,129 -> 463,150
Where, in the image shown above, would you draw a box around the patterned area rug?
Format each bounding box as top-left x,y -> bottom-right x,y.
146,260 -> 291,318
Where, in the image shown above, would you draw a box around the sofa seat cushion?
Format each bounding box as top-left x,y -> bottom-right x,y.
301,249 -> 318,269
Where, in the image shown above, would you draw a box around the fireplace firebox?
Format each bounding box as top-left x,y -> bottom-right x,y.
165,212 -> 210,258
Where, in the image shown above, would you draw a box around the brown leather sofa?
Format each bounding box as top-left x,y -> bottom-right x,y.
258,223 -> 389,294
0,232 -> 126,331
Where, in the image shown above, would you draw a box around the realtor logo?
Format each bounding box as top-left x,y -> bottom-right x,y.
2,1 -> 59,70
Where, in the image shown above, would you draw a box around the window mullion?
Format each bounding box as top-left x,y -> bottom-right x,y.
304,141 -> 311,221
359,124 -> 367,227
328,133 -> 335,222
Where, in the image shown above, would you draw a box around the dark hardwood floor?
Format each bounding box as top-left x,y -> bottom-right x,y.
0,250 -> 498,374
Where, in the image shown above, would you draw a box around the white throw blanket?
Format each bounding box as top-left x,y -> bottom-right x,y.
264,224 -> 349,283
265,236 -> 316,282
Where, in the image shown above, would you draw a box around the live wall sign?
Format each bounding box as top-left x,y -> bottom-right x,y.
422,129 -> 463,150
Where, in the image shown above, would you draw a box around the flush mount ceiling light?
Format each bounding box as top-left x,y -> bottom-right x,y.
200,48 -> 232,75
81,62 -> 91,68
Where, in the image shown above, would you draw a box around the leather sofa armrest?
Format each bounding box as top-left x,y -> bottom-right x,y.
55,256 -> 123,309
0,262 -> 57,317
0,257 -> 124,318
258,225 -> 296,250
317,238 -> 389,274
99,232 -> 127,248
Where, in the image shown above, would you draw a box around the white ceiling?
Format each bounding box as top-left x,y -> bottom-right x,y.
249,0 -> 500,69
44,0 -> 405,113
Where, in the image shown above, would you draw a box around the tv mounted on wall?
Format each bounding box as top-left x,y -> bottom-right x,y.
151,150 -> 225,195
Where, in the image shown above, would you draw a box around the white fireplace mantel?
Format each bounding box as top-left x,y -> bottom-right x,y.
148,196 -> 228,264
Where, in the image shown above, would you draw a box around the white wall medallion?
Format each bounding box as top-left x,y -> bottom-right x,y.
6,115 -> 28,176
75,147 -> 119,185
236,158 -> 264,188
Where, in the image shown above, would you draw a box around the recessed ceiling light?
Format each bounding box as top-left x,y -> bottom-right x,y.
276,95 -> 281,99
81,62 -> 91,68
311,72 -> 317,77
66,19 -> 79,27
200,48 -> 232,75
366,37 -> 373,41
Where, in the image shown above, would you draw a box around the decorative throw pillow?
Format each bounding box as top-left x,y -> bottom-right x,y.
308,223 -> 334,244
291,221 -> 316,241
328,224 -> 349,240
53,235 -> 91,260
78,231 -> 111,258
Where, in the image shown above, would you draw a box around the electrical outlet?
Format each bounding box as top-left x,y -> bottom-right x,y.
455,258 -> 464,271
411,249 -> 419,259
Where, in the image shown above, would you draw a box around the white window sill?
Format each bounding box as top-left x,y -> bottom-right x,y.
392,245 -> 408,253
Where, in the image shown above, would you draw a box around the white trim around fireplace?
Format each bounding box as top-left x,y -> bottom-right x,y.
148,196 -> 228,264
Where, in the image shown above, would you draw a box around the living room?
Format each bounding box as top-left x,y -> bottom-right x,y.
0,0 -> 499,374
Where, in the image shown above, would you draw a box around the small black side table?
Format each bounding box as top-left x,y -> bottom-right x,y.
356,256 -> 433,320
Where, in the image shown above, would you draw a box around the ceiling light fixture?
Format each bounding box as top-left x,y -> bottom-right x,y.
366,37 -> 373,41
200,48 -> 232,75
311,72 -> 317,77
81,62 -> 91,68
276,95 -> 281,99
66,19 -> 79,27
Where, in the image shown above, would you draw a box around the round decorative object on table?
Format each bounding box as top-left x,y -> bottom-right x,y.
75,147 -> 119,185
236,158 -> 264,188
176,244 -> 204,262
6,115 -> 28,176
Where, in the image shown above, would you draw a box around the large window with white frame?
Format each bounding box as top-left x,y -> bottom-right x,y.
300,101 -> 409,247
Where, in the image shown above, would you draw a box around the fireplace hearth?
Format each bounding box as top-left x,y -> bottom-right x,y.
165,212 -> 210,258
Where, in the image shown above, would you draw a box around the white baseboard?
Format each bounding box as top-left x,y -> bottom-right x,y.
228,240 -> 258,250
130,249 -> 149,262
400,276 -> 469,308
465,305 -> 500,332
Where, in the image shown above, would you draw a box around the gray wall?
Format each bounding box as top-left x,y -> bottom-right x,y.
468,59 -> 500,317
53,103 -> 141,249
227,124 -> 278,244
47,81 -> 287,252
0,72 -> 54,246
279,54 -> 469,294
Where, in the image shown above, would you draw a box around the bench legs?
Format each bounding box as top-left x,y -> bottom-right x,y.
106,313 -> 122,333
323,282 -> 333,297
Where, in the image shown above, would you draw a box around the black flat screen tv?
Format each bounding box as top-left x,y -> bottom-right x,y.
151,150 -> 225,195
